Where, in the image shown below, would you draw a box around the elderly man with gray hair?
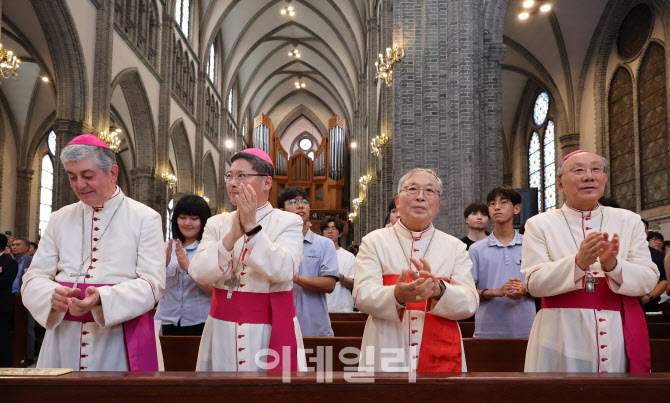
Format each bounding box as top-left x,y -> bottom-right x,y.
521,150 -> 658,373
21,134 -> 165,371
353,168 -> 478,372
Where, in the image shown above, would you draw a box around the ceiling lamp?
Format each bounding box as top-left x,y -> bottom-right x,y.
288,48 -> 301,58
294,80 -> 306,89
280,0 -> 295,17
97,128 -> 122,152
519,1 -> 551,20
0,43 -> 20,80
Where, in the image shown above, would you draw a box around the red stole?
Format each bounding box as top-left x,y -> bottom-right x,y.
60,282 -> 158,371
209,289 -> 298,371
542,283 -> 651,373
383,275 -> 462,372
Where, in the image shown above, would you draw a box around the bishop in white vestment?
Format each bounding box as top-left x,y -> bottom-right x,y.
189,149 -> 306,371
354,168 -> 479,372
21,135 -> 165,371
521,150 -> 658,373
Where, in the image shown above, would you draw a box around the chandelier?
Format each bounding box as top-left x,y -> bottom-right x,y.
280,0 -> 295,17
0,42 -> 20,79
518,1 -> 551,20
97,128 -> 122,152
375,44 -> 403,86
370,133 -> 389,156
161,172 -> 178,188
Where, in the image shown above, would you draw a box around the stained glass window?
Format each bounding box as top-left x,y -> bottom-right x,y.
206,44 -> 215,82
228,89 -> 234,114
39,131 -> 56,237
533,92 -> 549,126
175,0 -> 190,39
47,130 -> 56,155
528,93 -> 556,212
166,198 -> 174,242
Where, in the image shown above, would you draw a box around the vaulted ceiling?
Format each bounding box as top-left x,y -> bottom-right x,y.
198,0 -> 368,131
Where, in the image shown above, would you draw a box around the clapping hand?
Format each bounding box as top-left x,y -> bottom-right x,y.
175,239 -> 190,273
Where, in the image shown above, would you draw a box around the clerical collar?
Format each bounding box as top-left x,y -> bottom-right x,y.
86,186 -> 123,211
256,201 -> 272,218
394,219 -> 434,240
561,202 -> 602,218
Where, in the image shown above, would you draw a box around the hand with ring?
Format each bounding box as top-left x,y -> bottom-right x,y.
394,269 -> 435,304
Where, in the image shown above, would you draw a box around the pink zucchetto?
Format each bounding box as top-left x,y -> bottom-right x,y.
559,149 -> 590,165
237,148 -> 274,168
66,134 -> 112,150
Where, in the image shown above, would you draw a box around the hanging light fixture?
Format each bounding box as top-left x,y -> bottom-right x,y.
294,73 -> 306,89
0,42 -> 20,80
280,0 -> 295,17
519,1 -> 551,20
97,127 -> 122,152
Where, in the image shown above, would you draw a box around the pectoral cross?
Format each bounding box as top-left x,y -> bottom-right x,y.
70,263 -> 87,292
224,275 -> 239,299
585,272 -> 598,293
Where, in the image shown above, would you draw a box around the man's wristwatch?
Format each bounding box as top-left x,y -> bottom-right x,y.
646,293 -> 654,301
432,280 -> 446,301
245,224 -> 262,237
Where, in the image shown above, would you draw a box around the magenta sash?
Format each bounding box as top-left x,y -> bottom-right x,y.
210,289 -> 298,371
59,282 -> 159,371
542,283 -> 650,373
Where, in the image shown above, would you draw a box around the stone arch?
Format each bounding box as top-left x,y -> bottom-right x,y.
273,104 -> 328,139
31,0 -> 89,123
110,68 -> 157,169
169,119 -> 194,194
202,152 -> 218,212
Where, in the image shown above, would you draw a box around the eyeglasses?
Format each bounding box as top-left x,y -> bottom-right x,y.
401,186 -> 440,199
565,165 -> 605,176
488,199 -> 511,208
287,198 -> 310,205
224,172 -> 267,183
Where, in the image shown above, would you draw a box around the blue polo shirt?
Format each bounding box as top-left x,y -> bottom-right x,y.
469,231 -> 536,338
293,229 -> 339,337
155,240 -> 212,327
12,254 -> 28,294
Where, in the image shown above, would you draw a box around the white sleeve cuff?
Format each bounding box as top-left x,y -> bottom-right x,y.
604,258 -> 623,284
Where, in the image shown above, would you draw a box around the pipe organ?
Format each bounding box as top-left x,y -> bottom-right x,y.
253,114 -> 347,215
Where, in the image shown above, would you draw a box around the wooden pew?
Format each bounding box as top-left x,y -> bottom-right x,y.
159,336 -> 670,372
459,322 -> 670,340
331,321 -> 366,337
329,313 -> 367,322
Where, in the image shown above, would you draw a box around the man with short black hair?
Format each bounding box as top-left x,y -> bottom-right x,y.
470,187 -> 535,338
321,217 -> 355,313
647,231 -> 664,252
279,187 -> 339,336
189,148 -> 306,371
0,234 -> 18,367
28,242 -> 38,256
461,202 -> 490,250
11,237 -> 35,366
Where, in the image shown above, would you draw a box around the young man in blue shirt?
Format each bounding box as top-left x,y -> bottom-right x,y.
278,187 -> 339,337
469,186 -> 536,338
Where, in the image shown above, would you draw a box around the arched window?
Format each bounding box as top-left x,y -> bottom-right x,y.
528,91 -> 556,211
227,89 -> 234,115
39,131 -> 57,236
639,43 -> 668,209
175,0 -> 190,39
608,68 -> 635,210
206,43 -> 216,83
166,198 -> 174,242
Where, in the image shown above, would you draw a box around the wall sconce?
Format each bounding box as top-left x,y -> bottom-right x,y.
225,139 -> 234,149
97,128 -> 122,152
161,172 -> 177,188
359,174 -> 372,189
375,44 -> 404,86
370,133 -> 389,156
